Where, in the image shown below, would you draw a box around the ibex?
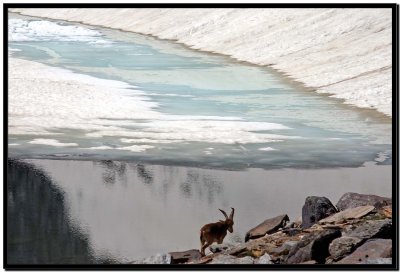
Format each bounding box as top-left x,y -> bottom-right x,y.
200,208 -> 235,256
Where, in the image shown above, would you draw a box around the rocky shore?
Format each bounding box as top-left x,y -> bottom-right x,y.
132,192 -> 392,265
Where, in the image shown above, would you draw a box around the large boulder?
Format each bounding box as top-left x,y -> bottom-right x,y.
337,239 -> 392,264
345,219 -> 392,240
169,249 -> 202,264
286,229 -> 341,264
336,192 -> 391,211
319,205 -> 375,224
329,236 -> 363,260
245,214 -> 289,242
302,196 -> 337,229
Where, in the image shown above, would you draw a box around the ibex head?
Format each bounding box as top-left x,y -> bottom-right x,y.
218,208 -> 234,233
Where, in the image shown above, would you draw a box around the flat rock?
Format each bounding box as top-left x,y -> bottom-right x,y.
245,214 -> 289,242
336,192 -> 391,211
329,236 -> 363,260
302,196 -> 337,229
209,254 -> 254,264
286,229 -> 341,264
337,239 -> 392,264
345,219 -> 392,240
319,205 -> 375,224
169,249 -> 202,264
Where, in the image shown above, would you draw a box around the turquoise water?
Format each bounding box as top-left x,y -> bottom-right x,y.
8,15 -> 392,169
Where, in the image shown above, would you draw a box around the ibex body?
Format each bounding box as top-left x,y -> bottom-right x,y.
200,208 -> 234,256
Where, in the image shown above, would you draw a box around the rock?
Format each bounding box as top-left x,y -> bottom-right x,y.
378,206 -> 392,218
255,253 -> 273,264
337,239 -> 392,264
270,241 -> 298,257
169,249 -> 202,264
302,196 -> 337,229
299,260 -> 317,264
319,205 -> 375,224
282,228 -> 302,236
245,214 -> 290,242
132,253 -> 172,264
329,236 -> 363,260
336,192 -> 391,211
286,229 -> 341,264
363,258 -> 392,264
209,243 -> 234,253
209,254 -> 254,264
345,219 -> 392,240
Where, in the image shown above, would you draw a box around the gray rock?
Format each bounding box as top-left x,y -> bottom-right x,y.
169,249 -> 201,264
319,205 -> 375,224
270,241 -> 298,257
345,219 -> 392,240
209,243 -> 234,253
132,253 -> 172,264
363,258 -> 392,264
209,254 -> 254,264
286,229 -> 341,264
245,214 -> 289,242
302,196 -> 337,229
255,253 -> 273,264
329,236 -> 363,260
337,239 -> 392,264
336,192 -> 391,211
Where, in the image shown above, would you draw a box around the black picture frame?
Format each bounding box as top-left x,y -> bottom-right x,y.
3,3 -> 399,270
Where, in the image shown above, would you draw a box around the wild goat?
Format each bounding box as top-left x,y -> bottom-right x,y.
200,208 -> 235,256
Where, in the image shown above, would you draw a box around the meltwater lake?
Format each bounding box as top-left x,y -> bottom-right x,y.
7,14 -> 392,264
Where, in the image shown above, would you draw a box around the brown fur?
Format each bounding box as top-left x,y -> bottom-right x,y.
199,208 -> 234,256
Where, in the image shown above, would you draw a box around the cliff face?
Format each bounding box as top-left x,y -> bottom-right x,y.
9,8 -> 392,116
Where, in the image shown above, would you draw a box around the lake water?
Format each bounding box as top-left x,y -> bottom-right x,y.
7,13 -> 392,264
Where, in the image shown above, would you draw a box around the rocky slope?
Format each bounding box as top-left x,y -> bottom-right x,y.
132,192 -> 392,265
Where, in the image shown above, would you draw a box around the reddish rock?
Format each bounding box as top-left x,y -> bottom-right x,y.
245,214 -> 289,242
337,239 -> 392,264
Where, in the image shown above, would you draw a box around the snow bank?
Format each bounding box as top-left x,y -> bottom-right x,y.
9,8 -> 392,116
9,57 -> 294,147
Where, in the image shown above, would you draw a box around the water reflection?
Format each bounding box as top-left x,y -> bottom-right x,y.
14,159 -> 390,263
6,159 -> 111,264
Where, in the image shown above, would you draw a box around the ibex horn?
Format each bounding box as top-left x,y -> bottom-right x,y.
219,209 -> 228,219
229,207 -> 235,219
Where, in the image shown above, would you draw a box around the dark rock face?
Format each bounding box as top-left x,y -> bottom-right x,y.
302,196 -> 337,229
286,229 -> 341,264
7,160 -> 97,264
336,192 -> 391,211
337,239 -> 392,264
245,214 -> 289,242
345,219 -> 392,240
169,249 -> 202,264
329,236 -> 363,260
